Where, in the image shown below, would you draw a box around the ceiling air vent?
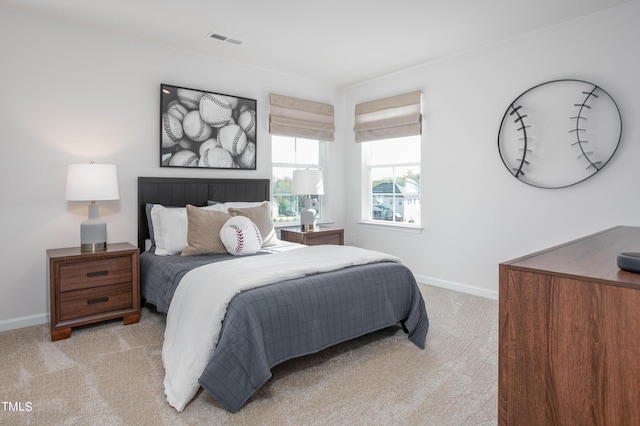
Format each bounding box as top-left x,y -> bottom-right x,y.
206,31 -> 244,45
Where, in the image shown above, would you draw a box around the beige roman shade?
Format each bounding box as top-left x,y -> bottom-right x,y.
269,94 -> 335,141
354,90 -> 422,143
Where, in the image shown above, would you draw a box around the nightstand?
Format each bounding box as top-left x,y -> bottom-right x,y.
280,227 -> 344,246
47,242 -> 140,341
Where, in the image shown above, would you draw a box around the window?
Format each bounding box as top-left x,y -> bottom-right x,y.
272,135 -> 325,224
364,135 -> 420,225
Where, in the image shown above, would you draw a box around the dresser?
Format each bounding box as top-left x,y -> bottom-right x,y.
47,242 -> 140,341
498,226 -> 640,425
280,227 -> 344,246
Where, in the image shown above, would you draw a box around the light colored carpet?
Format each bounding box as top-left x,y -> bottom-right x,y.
0,284 -> 498,425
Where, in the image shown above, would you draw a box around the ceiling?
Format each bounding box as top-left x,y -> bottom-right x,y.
0,0 -> 630,87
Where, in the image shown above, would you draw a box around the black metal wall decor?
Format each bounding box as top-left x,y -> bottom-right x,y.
497,79 -> 622,189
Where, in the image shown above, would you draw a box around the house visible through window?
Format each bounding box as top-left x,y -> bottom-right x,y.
272,135 -> 325,224
364,135 -> 420,225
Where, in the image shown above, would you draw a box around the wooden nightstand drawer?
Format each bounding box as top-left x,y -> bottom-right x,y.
305,233 -> 342,245
59,282 -> 133,321
59,257 -> 132,292
280,227 -> 344,246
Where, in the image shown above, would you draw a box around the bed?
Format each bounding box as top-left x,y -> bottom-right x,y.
138,176 -> 429,413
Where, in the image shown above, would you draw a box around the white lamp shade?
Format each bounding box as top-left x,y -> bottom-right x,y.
65,164 -> 120,201
292,169 -> 324,195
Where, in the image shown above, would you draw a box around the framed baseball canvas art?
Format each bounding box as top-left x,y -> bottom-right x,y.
160,83 -> 257,170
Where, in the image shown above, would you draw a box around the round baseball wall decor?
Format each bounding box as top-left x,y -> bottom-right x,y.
497,79 -> 622,189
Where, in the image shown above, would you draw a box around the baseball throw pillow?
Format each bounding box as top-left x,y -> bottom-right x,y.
219,216 -> 263,256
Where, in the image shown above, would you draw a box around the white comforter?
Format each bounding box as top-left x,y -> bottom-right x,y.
162,244 -> 400,411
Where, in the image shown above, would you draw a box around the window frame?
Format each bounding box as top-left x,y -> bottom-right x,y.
271,136 -> 327,226
361,136 -> 421,228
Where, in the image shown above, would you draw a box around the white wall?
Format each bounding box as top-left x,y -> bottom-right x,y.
0,8 -> 344,329
343,1 -> 640,298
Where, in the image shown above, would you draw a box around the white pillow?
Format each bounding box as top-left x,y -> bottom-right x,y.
150,205 -> 188,256
203,202 -> 228,212
223,201 -> 266,209
219,216 -> 263,256
149,204 -> 224,256
231,201 -> 279,220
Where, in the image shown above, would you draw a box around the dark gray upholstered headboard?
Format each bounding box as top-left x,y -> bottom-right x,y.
138,177 -> 270,251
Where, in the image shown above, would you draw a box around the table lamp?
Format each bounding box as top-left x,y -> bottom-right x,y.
65,163 -> 120,252
292,169 -> 324,232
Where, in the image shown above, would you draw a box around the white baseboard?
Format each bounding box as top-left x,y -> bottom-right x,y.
0,275 -> 497,333
414,274 -> 498,300
0,312 -> 48,332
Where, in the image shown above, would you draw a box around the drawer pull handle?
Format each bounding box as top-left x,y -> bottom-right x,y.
87,270 -> 109,278
87,297 -> 109,305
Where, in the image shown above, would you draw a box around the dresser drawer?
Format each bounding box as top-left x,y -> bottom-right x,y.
59,257 -> 132,292
59,282 -> 133,321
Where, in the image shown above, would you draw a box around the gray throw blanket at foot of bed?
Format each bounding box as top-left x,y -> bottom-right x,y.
198,261 -> 429,412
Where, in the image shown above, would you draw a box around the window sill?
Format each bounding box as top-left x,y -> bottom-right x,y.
357,220 -> 423,234
274,219 -> 334,229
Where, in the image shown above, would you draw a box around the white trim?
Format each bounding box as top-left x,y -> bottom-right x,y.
357,220 -> 423,234
414,274 -> 498,300
0,312 -> 48,332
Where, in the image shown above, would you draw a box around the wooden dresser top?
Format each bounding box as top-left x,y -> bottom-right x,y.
501,226 -> 640,288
